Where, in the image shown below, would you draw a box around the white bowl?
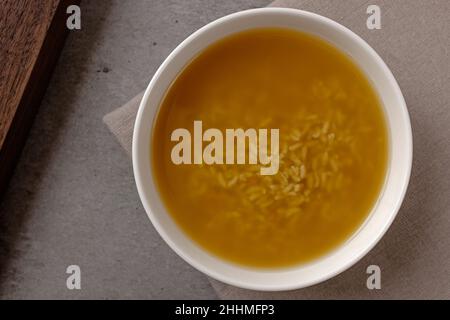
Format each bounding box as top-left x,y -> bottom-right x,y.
133,8 -> 412,291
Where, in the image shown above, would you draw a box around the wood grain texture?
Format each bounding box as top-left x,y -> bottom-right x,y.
0,0 -> 79,197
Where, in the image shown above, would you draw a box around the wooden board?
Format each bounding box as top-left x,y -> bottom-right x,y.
0,0 -> 79,198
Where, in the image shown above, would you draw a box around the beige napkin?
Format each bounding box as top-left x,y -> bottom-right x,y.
103,0 -> 450,299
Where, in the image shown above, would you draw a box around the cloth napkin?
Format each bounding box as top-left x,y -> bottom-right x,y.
103,0 -> 450,299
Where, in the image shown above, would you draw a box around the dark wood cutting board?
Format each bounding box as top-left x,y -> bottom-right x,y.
0,0 -> 79,198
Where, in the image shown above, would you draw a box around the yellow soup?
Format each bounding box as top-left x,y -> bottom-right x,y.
152,28 -> 388,268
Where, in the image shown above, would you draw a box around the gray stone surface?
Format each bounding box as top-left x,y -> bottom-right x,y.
0,0 -> 269,299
